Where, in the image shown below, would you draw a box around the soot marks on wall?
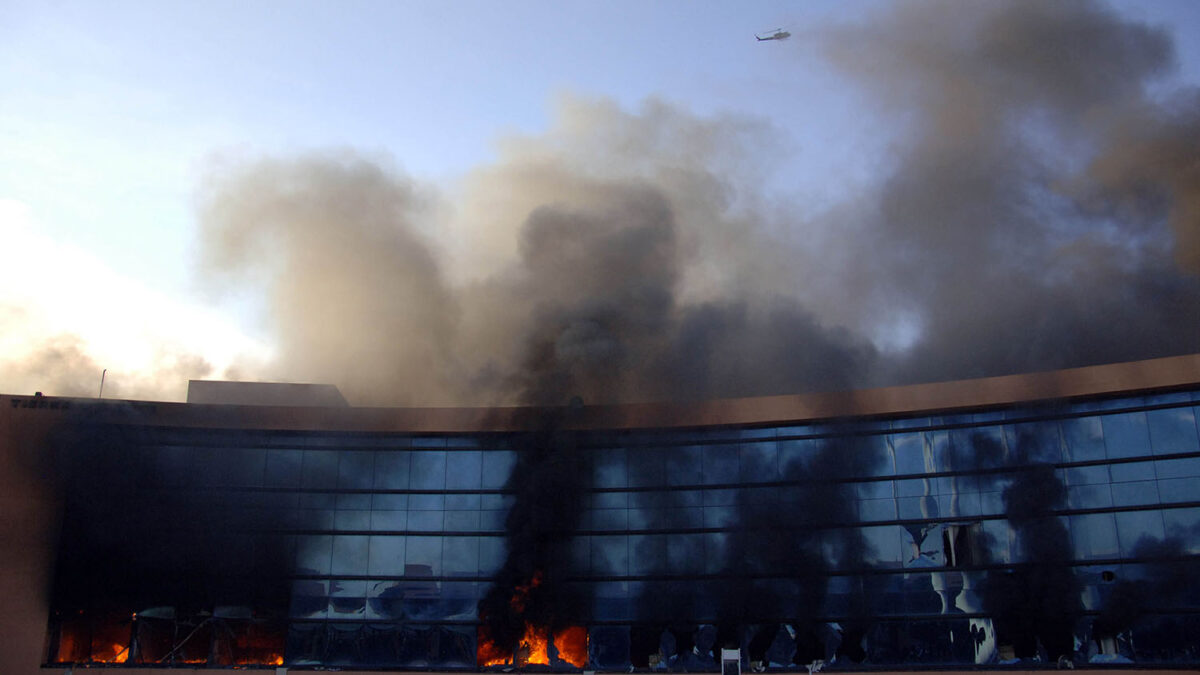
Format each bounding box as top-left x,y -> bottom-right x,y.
477,409 -> 590,658
47,408 -> 306,624
968,428 -> 1080,661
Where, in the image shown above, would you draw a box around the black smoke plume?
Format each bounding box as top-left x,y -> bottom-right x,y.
975,430 -> 1081,661
476,408 -> 589,660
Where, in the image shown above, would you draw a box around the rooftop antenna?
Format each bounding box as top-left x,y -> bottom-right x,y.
98,368 -> 107,399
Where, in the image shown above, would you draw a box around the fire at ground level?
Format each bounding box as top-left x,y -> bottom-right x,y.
42,613 -> 1200,670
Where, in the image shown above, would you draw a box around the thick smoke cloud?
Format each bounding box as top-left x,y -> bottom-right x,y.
817,0 -> 1200,383
198,1 -> 1200,407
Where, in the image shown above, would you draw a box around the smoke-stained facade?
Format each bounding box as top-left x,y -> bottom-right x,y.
7,355 -> 1198,672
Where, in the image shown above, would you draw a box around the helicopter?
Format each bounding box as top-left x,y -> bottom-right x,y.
755,28 -> 791,42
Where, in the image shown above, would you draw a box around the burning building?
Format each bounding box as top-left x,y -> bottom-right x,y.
3,354 -> 1200,673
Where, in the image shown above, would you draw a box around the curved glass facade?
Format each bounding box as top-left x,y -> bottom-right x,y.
44,389 -> 1200,669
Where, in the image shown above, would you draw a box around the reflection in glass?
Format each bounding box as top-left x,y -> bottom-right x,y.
446,451 -> 483,489
410,451 -> 447,489
331,535 -> 369,575
1102,412 -> 1151,459
1071,514 -> 1119,560
1147,408 -> 1200,455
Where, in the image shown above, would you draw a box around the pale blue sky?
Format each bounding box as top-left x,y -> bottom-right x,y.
0,0 -> 881,290
2,0 -> 1198,398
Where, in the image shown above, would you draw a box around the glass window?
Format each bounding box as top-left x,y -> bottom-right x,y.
593,448 -> 627,489
1070,513 -> 1119,560
1110,461 -> 1156,482
373,451 -> 410,489
373,493 -> 408,510
336,493 -> 371,510
329,579 -> 367,618
1067,464 -> 1110,486
628,448 -> 665,487
1061,417 -> 1106,462
290,580 -> 328,618
440,581 -> 479,620
370,510 -> 406,532
1163,508 -> 1200,553
1008,420 -> 1064,463
442,536 -> 479,576
301,450 -> 338,488
629,534 -> 667,575
478,509 -> 506,531
444,510 -> 480,531
445,451 -> 482,489
1068,484 -> 1113,509
299,492 -> 335,509
222,447 -> 267,486
591,508 -> 629,531
1102,412 -> 1151,459
1158,477 -> 1196,503
567,535 -> 591,572
666,445 -> 704,486
1156,456 -> 1200,479
480,493 -> 513,511
662,507 -> 703,529
859,498 -> 897,522
589,626 -> 632,671
982,519 -> 1013,563
860,526 -> 903,565
445,493 -> 480,510
405,536 -> 442,575
592,535 -> 629,575
592,581 -> 630,620
410,451 -> 446,489
1147,408 -> 1200,455
940,491 -> 983,518
1111,480 -> 1159,507
739,442 -> 778,481
409,494 -> 445,511
368,535 -> 405,575
337,451 -> 374,489
891,433 -> 926,476
481,450 -> 516,488
895,477 -> 930,498
334,510 -> 370,531
897,495 -> 937,521
593,491 -> 629,509
667,533 -> 705,575
331,535 -> 369,575
478,537 -> 507,574
1115,511 -> 1165,556
949,428 -> 1002,472
857,479 -> 894,500
702,506 -> 736,528
704,533 -> 730,574
702,488 -> 738,506
408,511 -> 444,532
296,535 -> 333,575
265,449 -> 302,487
366,580 -> 404,619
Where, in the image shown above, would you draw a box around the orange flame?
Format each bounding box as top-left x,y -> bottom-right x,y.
553,626 -> 588,668
477,572 -> 587,669
92,642 -> 129,664
479,622 -> 588,668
